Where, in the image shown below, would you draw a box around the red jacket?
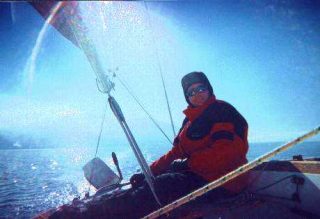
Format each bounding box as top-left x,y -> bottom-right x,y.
150,96 -> 249,192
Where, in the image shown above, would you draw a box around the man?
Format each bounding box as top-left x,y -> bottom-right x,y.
149,71 -> 249,193
121,71 -> 249,218
50,71 -> 248,219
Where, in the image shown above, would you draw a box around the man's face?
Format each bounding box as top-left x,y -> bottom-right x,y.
186,83 -> 210,107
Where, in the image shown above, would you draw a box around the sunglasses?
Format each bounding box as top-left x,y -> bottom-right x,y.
186,85 -> 208,97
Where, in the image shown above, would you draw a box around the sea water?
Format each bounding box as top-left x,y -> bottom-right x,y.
0,141 -> 319,218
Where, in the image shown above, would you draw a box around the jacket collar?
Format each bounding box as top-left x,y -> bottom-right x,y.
183,95 -> 216,122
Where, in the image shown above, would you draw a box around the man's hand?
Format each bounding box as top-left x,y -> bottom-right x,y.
170,159 -> 189,172
129,173 -> 145,189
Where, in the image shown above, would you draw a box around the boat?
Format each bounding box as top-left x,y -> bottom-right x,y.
168,156 -> 320,219
28,1 -> 320,218
34,154 -> 320,219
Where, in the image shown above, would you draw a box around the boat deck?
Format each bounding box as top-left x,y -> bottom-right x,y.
167,192 -> 317,219
165,159 -> 320,219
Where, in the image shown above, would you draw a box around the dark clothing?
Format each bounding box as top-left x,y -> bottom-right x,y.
50,171 -> 225,219
97,172 -> 207,219
91,172 -> 236,219
151,96 -> 249,192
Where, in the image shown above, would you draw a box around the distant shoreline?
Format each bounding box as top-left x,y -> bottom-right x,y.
1,141 -> 319,150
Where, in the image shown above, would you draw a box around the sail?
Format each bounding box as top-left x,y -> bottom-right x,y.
30,1 -> 81,47
30,1 -> 114,93
30,1 -> 160,204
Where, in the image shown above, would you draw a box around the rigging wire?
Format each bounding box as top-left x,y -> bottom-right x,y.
94,102 -> 109,158
197,173 -> 298,216
205,174 -> 297,208
254,174 -> 295,193
143,1 -> 176,137
97,3 -> 173,144
111,70 -> 173,145
86,101 -> 109,195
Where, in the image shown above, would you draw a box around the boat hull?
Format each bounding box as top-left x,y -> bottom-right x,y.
34,158 -> 320,219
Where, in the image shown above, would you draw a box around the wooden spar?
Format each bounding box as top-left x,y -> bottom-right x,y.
143,126 -> 320,219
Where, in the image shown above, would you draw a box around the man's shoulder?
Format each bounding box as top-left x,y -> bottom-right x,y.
208,99 -> 236,111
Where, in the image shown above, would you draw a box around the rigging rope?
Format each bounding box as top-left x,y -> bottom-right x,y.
143,1 -> 176,137
94,102 -> 109,158
98,2 -> 174,145
87,102 -> 109,195
143,126 -> 320,219
254,175 -> 295,193
112,70 -> 173,145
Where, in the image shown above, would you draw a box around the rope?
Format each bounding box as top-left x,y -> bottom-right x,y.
254,174 -> 295,193
143,126 -> 320,219
113,71 -> 173,145
94,102 -> 108,158
143,1 -> 176,137
86,102 -> 109,195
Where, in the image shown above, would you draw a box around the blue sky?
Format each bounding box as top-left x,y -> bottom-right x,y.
0,1 -> 319,149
